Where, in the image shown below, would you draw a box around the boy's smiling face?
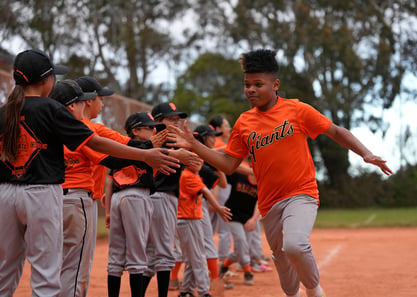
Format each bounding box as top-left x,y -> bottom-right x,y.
243,72 -> 280,112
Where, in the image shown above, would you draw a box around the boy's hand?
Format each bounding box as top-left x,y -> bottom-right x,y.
218,206 -> 232,222
166,120 -> 194,150
150,129 -> 168,148
144,148 -> 180,175
363,155 -> 393,175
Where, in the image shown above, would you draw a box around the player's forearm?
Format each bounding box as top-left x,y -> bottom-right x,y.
189,138 -> 240,175
86,135 -> 148,162
202,188 -> 222,212
326,125 -> 372,158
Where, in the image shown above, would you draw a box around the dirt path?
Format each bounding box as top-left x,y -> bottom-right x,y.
14,227 -> 417,296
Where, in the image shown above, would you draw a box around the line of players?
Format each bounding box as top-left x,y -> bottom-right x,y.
52,75 -> 271,297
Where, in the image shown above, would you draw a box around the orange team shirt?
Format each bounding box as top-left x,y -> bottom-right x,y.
177,168 -> 206,220
225,98 -> 332,217
82,119 -> 131,199
63,145 -> 107,193
214,137 -> 226,149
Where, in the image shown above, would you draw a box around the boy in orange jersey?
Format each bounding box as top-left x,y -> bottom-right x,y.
169,49 -> 393,297
176,158 -> 231,297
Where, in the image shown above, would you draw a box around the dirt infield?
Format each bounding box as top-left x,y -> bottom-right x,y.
14,227 -> 417,297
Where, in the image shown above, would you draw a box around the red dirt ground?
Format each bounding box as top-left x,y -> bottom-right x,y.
14,227 -> 417,297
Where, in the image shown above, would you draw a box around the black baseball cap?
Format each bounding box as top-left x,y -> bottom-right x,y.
49,79 -> 97,106
193,125 -> 222,137
151,102 -> 187,120
13,49 -> 68,86
75,76 -> 114,96
125,112 -> 166,134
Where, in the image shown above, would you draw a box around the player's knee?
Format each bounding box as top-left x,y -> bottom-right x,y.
282,233 -> 311,257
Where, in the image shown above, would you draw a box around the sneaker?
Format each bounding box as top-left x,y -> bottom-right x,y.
224,270 -> 239,278
177,292 -> 195,297
252,263 -> 273,272
235,263 -> 243,272
261,255 -> 271,262
243,271 -> 254,286
169,279 -> 180,290
219,264 -> 229,278
223,279 -> 234,289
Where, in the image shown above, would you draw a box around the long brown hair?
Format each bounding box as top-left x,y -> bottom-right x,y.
1,85 -> 25,162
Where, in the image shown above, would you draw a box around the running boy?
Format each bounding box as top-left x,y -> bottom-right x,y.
168,49 -> 392,297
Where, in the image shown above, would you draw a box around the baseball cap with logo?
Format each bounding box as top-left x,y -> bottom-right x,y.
125,112 -> 166,134
75,76 -> 114,96
49,79 -> 97,106
13,49 -> 68,86
193,125 -> 222,137
151,102 -> 187,120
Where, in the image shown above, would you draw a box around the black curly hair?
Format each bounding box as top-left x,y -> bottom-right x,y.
239,49 -> 279,77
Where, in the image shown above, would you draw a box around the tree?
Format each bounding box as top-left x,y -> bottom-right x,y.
219,0 -> 415,186
172,52 -> 250,124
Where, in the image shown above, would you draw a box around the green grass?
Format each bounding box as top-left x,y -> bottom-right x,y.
96,207 -> 417,238
315,207 -> 417,228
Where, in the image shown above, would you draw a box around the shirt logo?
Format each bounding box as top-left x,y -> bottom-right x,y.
0,118 -> 48,178
113,165 -> 147,187
247,120 -> 293,162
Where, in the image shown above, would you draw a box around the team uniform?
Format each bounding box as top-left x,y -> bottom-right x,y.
107,141 -> 155,295
81,118 -> 131,293
176,168 -> 211,297
220,167 -> 257,285
60,143 -> 106,297
0,95 -> 94,297
225,97 -> 332,295
144,148 -> 185,274
211,137 -> 232,261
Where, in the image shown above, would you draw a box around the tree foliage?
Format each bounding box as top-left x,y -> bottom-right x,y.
0,0 -> 416,186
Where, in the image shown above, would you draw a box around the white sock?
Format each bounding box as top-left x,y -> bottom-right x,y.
306,285 -> 323,297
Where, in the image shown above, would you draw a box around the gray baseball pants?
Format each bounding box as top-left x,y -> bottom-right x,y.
261,194 -> 319,296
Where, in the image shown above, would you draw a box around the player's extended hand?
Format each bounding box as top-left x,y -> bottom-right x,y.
218,206 -> 232,222
150,129 -> 168,148
172,149 -> 201,167
144,148 -> 180,175
166,120 -> 194,150
363,154 -> 393,176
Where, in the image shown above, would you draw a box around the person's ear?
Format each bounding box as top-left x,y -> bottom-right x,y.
84,99 -> 93,107
66,103 -> 75,112
273,79 -> 280,92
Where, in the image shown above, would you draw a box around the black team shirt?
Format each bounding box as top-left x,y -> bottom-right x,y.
0,96 -> 94,184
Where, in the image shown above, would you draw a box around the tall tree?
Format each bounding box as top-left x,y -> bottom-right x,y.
173,52 -> 250,124
211,0 -> 415,185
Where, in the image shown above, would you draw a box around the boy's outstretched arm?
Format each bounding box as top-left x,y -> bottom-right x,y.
168,120 -> 243,175
324,123 -> 393,175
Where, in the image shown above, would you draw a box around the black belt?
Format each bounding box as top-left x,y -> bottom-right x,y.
63,188 -> 92,197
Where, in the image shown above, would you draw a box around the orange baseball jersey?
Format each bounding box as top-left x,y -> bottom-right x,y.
81,118 -> 131,199
177,168 -> 206,220
225,98 -> 332,217
62,145 -> 107,192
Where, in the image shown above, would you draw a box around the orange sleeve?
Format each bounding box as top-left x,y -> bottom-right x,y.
224,118 -> 249,159
82,119 -> 130,144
